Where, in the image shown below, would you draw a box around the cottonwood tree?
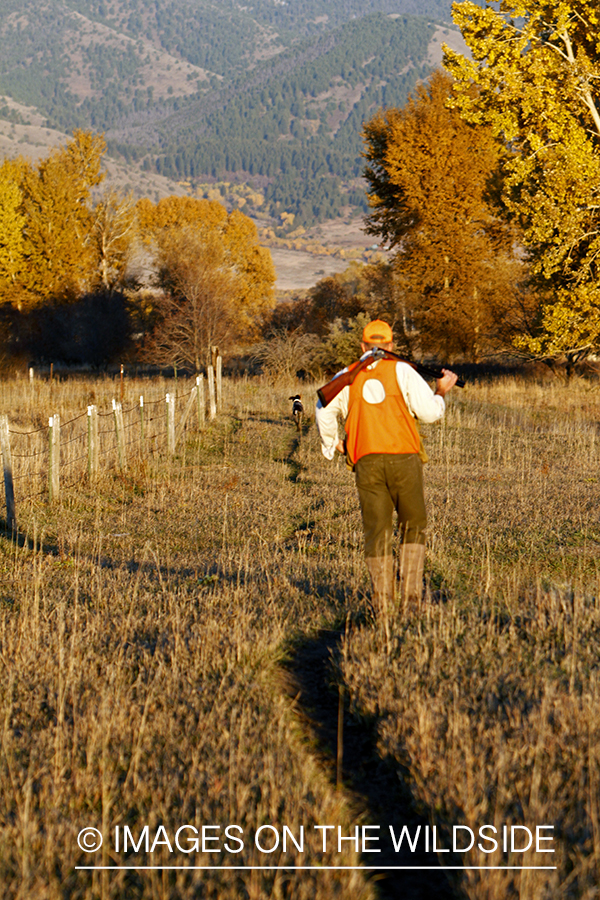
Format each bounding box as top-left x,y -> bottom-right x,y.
91,191 -> 136,291
0,160 -> 25,295
18,130 -> 106,308
444,1 -> 600,368
363,70 -> 524,362
137,196 -> 276,338
143,227 -> 241,372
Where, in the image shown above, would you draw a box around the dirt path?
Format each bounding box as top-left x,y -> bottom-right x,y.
271,421 -> 459,899
279,629 -> 459,900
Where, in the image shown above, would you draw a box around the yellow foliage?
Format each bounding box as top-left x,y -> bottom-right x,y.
136,196 -> 275,334
514,285 -> 600,360
15,130 -> 106,308
445,0 -> 600,359
0,160 -> 25,292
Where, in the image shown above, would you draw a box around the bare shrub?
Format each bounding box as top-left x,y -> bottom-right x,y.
252,327 -> 320,379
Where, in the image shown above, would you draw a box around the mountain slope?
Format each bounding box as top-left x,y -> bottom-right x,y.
0,0 -> 463,225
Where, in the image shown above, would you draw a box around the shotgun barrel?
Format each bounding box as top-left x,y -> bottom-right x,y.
316,349 -> 465,407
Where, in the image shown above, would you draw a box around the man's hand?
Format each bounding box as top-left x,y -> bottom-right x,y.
335,440 -> 345,454
435,369 -> 458,398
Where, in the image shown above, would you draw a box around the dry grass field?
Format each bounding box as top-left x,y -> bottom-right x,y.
0,371 -> 598,899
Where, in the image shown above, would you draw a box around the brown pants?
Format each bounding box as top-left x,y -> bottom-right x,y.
354,453 -> 427,558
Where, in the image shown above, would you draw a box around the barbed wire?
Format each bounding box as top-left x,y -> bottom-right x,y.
13,470 -> 43,482
61,411 -> 88,427
62,452 -> 89,467
11,447 -> 48,460
62,432 -> 86,447
1,385 -> 220,514
9,424 -> 48,436
18,487 -> 48,502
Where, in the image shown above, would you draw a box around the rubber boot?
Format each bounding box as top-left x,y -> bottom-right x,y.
399,543 -> 426,607
365,556 -> 395,614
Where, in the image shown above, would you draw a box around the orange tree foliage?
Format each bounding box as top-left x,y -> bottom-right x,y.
363,70 -> 525,362
137,196 -> 276,343
0,133 -> 141,316
142,227 -> 241,373
17,131 -> 106,308
0,159 -> 25,295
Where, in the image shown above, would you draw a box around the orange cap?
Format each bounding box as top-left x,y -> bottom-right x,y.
362,319 -> 393,344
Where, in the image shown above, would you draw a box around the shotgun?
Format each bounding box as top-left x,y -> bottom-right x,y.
317,348 -> 465,407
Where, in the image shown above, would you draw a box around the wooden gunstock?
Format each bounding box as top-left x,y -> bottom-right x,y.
317,356 -> 372,407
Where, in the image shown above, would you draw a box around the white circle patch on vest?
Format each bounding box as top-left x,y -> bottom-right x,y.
362,378 -> 386,405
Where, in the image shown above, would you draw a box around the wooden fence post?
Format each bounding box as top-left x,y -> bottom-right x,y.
112,400 -> 126,470
49,414 -> 60,502
0,416 -> 15,531
207,366 -> 217,420
175,386 -> 198,449
166,393 -> 176,456
196,374 -> 205,428
139,395 -> 145,453
216,355 -> 222,411
87,405 -> 99,479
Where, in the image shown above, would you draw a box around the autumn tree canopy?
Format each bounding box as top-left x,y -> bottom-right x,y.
444,1 -> 600,365
0,131 -> 126,312
19,130 -> 106,307
363,70 -> 524,362
137,196 -> 276,368
143,227 -> 241,372
0,159 -> 25,294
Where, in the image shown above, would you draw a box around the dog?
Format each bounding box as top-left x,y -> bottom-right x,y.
289,394 -> 303,432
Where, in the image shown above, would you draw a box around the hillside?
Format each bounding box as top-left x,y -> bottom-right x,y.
0,0 -> 466,226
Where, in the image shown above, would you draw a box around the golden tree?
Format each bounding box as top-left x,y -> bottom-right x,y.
0,160 -> 25,295
91,191 -> 136,292
363,70 -> 523,362
18,131 -> 106,308
144,226 -> 241,372
137,195 -> 276,349
445,1 -> 600,367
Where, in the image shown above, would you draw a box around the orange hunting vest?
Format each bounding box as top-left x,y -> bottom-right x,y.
345,359 -> 420,465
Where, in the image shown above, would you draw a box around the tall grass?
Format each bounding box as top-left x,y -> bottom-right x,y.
342,374 -> 600,899
0,372 -> 597,898
0,375 -> 373,900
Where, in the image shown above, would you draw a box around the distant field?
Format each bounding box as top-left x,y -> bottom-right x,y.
0,371 -> 597,898
270,245 -> 350,291
269,217 -> 380,290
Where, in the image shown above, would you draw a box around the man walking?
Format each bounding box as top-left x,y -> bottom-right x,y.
315,319 -> 457,610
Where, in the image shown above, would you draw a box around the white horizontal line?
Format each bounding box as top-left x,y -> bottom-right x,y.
76,866 -> 558,871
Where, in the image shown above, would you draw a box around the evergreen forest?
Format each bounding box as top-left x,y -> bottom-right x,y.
0,0 -> 460,226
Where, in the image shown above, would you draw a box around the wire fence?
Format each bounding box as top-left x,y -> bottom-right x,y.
0,362 -> 221,530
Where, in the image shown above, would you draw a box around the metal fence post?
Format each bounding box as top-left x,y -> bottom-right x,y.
139,395 -> 145,454
166,393 -> 175,456
112,400 -> 126,470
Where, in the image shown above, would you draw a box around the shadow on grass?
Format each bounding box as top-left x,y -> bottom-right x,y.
0,516 -> 60,555
279,628 -> 460,900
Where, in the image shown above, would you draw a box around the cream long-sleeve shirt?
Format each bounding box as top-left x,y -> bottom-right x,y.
315,358 -> 445,460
